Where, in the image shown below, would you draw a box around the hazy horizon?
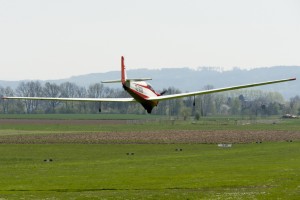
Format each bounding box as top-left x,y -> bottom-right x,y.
0,65 -> 298,82
1,0 -> 299,81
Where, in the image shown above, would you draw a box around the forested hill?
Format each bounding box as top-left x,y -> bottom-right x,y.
1,66 -> 299,98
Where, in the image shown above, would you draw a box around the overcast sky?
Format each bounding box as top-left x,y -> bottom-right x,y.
0,0 -> 299,80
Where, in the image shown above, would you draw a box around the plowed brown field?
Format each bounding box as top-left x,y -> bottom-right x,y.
0,119 -> 299,144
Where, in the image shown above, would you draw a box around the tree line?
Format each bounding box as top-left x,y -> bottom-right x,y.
0,81 -> 300,118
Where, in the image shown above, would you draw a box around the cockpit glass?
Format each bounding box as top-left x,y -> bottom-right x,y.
148,83 -> 154,90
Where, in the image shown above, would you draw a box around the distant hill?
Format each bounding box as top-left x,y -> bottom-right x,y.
0,66 -> 299,98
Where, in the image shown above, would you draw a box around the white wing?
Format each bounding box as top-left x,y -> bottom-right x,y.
1,96 -> 136,102
147,78 -> 296,101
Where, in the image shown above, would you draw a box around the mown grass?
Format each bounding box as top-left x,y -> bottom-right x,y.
0,114 -> 299,199
0,115 -> 299,134
0,143 -> 299,199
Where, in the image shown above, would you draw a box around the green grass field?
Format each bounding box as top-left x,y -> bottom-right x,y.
0,114 -> 299,133
0,143 -> 299,199
0,114 -> 299,199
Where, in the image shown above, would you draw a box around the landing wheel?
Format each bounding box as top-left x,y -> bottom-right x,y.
99,102 -> 102,112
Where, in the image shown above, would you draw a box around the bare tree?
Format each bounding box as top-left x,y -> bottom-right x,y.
43,82 -> 61,113
59,82 -> 79,112
16,81 -> 43,113
198,85 -> 216,116
0,86 -> 5,113
87,83 -> 105,113
166,87 -> 182,116
2,87 -> 14,113
76,86 -> 87,113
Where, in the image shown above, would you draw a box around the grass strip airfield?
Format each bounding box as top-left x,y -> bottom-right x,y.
0,114 -> 299,199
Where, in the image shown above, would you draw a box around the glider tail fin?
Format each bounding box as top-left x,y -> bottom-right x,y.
121,56 -> 127,84
102,56 -> 152,84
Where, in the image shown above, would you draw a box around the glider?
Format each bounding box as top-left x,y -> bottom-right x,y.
2,56 -> 296,113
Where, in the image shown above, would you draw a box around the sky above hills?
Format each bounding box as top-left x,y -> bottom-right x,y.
0,0 -> 299,81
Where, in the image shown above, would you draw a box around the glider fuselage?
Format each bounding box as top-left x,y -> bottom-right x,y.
122,80 -> 159,113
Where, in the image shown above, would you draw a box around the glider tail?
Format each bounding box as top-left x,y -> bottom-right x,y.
101,56 -> 152,84
121,56 -> 127,84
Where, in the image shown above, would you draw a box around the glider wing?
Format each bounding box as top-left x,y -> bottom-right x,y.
1,96 -> 136,102
147,78 -> 296,101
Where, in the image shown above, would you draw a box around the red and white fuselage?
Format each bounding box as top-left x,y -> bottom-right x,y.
101,56 -> 162,113
123,80 -> 160,113
120,57 -> 160,113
